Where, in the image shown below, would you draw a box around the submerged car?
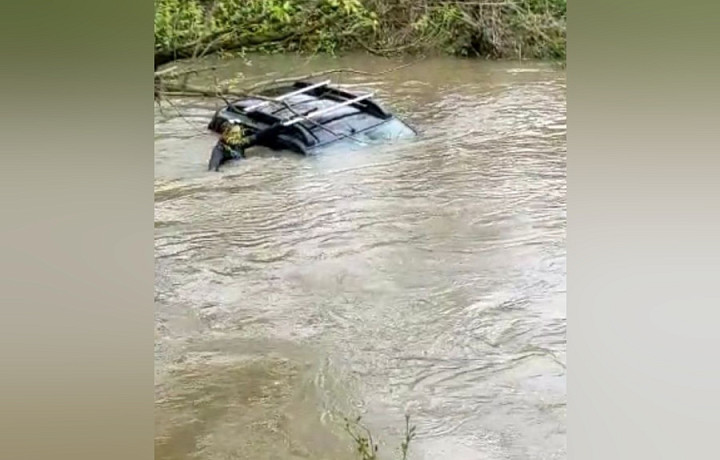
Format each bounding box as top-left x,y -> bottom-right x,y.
206,79 -> 416,168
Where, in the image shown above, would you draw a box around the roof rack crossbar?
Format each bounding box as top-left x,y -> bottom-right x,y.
282,93 -> 374,127
243,79 -> 332,112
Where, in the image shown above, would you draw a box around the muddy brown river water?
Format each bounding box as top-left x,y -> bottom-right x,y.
155,54 -> 566,460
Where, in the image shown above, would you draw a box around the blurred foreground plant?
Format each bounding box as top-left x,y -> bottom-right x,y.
344,414 -> 417,460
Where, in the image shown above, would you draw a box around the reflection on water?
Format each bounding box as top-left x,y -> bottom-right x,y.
155,53 -> 566,459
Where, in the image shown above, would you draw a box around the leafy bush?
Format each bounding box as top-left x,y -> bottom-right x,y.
154,0 -> 566,60
155,0 -> 378,56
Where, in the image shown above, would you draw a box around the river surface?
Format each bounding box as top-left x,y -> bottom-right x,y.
155,54 -> 566,460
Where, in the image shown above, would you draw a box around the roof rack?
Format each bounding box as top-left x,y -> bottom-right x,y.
243,79 -> 332,112
222,80 -> 388,139
281,93 -> 374,126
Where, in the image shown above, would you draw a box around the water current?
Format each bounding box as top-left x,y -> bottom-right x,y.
155,54 -> 566,460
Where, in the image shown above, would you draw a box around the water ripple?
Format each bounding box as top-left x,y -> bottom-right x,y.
155,58 -> 565,460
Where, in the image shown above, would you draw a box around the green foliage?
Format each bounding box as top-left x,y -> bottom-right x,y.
506,0 -> 567,59
154,0 -> 206,51
155,0 -> 378,56
343,414 -> 417,460
400,414 -> 417,460
411,4 -> 471,55
363,0 -> 565,60
154,0 -> 566,61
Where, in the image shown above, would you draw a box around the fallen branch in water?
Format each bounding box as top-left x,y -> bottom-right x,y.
243,60 -> 419,92
154,63 -> 231,79
154,28 -> 296,69
155,59 -> 422,103
351,33 -> 433,57
154,66 -> 179,77
159,86 -> 276,100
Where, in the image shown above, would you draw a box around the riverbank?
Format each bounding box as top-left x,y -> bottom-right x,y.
155,0 -> 566,69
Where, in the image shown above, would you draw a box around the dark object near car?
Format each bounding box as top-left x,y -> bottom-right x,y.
207,79 -> 417,159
